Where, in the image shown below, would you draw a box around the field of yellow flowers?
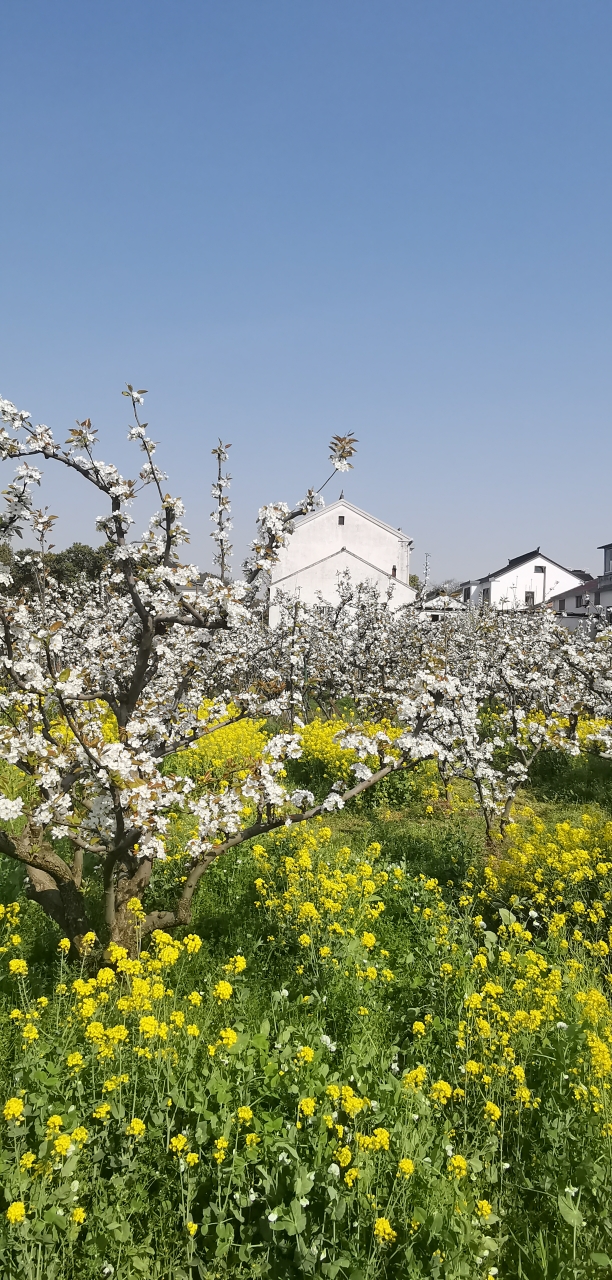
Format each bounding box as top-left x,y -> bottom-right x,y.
2,723 -> 612,1278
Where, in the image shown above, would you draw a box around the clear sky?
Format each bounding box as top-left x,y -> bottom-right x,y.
2,1 -> 612,583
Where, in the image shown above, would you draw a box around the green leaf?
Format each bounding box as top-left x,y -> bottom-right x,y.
43,1210 -> 67,1232
498,908 -> 517,927
558,1195 -> 584,1228
590,1254 -> 612,1268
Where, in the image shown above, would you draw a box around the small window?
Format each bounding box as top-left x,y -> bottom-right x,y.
338,515 -> 344,525
534,565 -> 545,573
558,598 -> 566,612
463,586 -> 470,603
525,591 -> 535,607
391,565 -> 396,578
595,591 -> 601,605
575,595 -> 583,608
481,587 -> 490,605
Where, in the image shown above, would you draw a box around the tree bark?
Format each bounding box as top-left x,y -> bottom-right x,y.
26,865 -> 66,932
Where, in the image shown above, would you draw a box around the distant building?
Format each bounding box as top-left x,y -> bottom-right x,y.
548,541 -> 612,629
268,498 -> 415,625
460,548 -> 588,612
421,591 -> 466,621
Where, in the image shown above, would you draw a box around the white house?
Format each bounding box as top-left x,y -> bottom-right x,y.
460,548 -> 588,611
421,591 -> 466,621
268,498 -> 416,624
548,541 -> 612,630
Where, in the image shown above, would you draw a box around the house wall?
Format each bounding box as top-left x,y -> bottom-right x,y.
482,559 -> 583,609
268,501 -> 415,625
271,501 -> 411,587
270,549 -> 414,619
552,576 -> 612,629
461,582 -> 480,606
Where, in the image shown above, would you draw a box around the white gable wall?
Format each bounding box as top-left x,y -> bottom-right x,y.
274,500 -> 411,583
483,556 -> 583,609
269,499 -> 415,624
270,548 -> 414,624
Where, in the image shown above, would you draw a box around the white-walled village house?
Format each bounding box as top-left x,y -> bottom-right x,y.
268,498 -> 416,625
548,542 -> 612,629
460,549 -> 588,611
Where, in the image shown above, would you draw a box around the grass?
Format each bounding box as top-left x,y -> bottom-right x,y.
2,759 -> 612,1277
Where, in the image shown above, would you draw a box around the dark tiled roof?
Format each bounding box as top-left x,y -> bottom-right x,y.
480,549 -> 579,584
548,578 -> 599,601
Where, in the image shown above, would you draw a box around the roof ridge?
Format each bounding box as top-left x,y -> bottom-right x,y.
291,498 -> 412,542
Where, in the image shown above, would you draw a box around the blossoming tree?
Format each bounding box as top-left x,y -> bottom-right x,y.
0,386 -> 609,957
0,389 -> 381,953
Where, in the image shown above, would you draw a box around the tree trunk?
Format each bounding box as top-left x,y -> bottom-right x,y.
25,862 -> 95,959
109,856 -> 155,956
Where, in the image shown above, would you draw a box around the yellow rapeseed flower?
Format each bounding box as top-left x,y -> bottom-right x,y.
3,1097 -> 24,1124
448,1154 -> 468,1179
218,1027 -> 237,1047
430,1080 -> 452,1105
373,1217 -> 396,1245
6,1201 -> 26,1225
126,1118 -> 146,1138
213,1136 -> 229,1163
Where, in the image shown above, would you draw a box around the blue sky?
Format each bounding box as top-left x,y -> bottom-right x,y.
2,1 -> 612,582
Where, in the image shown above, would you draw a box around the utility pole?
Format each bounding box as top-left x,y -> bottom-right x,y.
423,552 -> 430,593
